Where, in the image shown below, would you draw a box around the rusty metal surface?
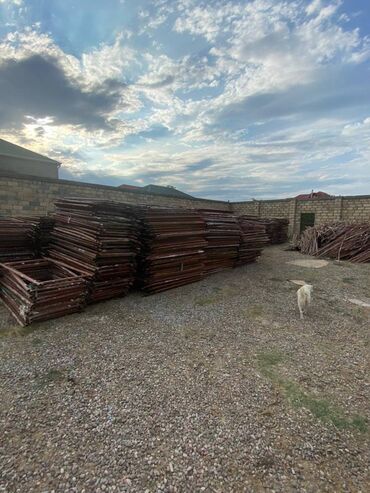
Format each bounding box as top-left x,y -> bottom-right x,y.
17,216 -> 56,256
298,222 -> 370,262
0,218 -> 36,262
198,210 -> 241,274
0,258 -> 88,326
242,216 -> 289,244
235,217 -> 269,266
133,205 -> 207,294
48,198 -> 140,302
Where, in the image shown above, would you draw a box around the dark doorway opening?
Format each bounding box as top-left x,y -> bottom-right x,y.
300,213 -> 315,233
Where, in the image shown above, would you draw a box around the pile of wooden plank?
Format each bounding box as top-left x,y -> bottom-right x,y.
235,216 -> 269,266
134,206 -> 207,293
0,258 -> 87,326
198,210 -> 241,274
0,218 -> 36,262
48,198 -> 140,302
299,222 -> 370,262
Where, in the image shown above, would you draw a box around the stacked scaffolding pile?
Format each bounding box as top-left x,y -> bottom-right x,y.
20,216 -> 56,255
299,222 -> 370,262
135,206 -> 207,294
0,258 -> 87,326
199,210 -> 241,274
235,216 -> 269,266
0,218 -> 36,262
38,217 -> 56,254
242,217 -> 289,244
49,198 -> 140,302
263,218 -> 289,244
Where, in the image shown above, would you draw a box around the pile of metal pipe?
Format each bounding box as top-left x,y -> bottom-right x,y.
18,216 -> 56,256
239,216 -> 289,244
134,205 -> 207,294
235,216 -> 269,266
265,218 -> 289,244
0,258 -> 87,326
48,198 -> 140,302
198,210 -> 241,274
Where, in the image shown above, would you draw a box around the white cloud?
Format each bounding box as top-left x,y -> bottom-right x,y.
306,0 -> 322,15
0,0 -> 23,5
0,1 -> 369,198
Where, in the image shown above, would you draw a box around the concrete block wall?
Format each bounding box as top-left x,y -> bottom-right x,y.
294,199 -> 338,233
0,172 -> 369,238
259,200 -> 291,218
0,173 -> 230,216
232,195 -> 370,236
231,201 -> 260,216
233,199 -> 291,218
342,196 -> 370,222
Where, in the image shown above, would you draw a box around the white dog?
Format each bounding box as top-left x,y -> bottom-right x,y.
297,284 -> 313,320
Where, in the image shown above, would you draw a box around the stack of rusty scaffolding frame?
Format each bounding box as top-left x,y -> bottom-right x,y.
264,218 -> 289,244
0,258 -> 88,326
48,198 -> 140,302
0,218 -> 36,262
18,216 -> 56,256
235,216 -> 269,266
240,216 -> 289,244
198,210 -> 241,274
134,205 -> 207,294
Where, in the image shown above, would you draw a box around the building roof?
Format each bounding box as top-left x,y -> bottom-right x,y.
0,138 -> 60,165
118,184 -> 142,191
118,182 -> 195,199
295,191 -> 331,200
142,184 -> 194,199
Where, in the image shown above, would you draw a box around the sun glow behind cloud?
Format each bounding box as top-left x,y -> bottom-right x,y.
0,0 -> 369,199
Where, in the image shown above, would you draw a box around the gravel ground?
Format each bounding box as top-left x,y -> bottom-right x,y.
0,246 -> 369,493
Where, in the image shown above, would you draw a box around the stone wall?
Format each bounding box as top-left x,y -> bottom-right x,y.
233,195 -> 370,236
342,196 -> 370,222
0,173 -> 230,216
232,199 -> 292,218
1,172 -> 369,237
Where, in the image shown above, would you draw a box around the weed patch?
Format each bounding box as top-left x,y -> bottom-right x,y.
0,323 -> 43,338
342,277 -> 356,284
246,304 -> 264,319
269,277 -> 284,282
195,296 -> 218,307
256,351 -> 368,432
183,326 -> 198,339
36,368 -> 67,388
31,337 -> 43,346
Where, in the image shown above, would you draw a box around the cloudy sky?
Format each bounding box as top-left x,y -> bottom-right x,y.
0,0 -> 369,200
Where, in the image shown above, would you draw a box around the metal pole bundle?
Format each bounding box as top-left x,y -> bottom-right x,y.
235,216 -> 269,266
238,216 -> 289,244
48,198 -> 140,302
198,210 -> 241,274
134,205 -> 207,294
17,216 -> 56,256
